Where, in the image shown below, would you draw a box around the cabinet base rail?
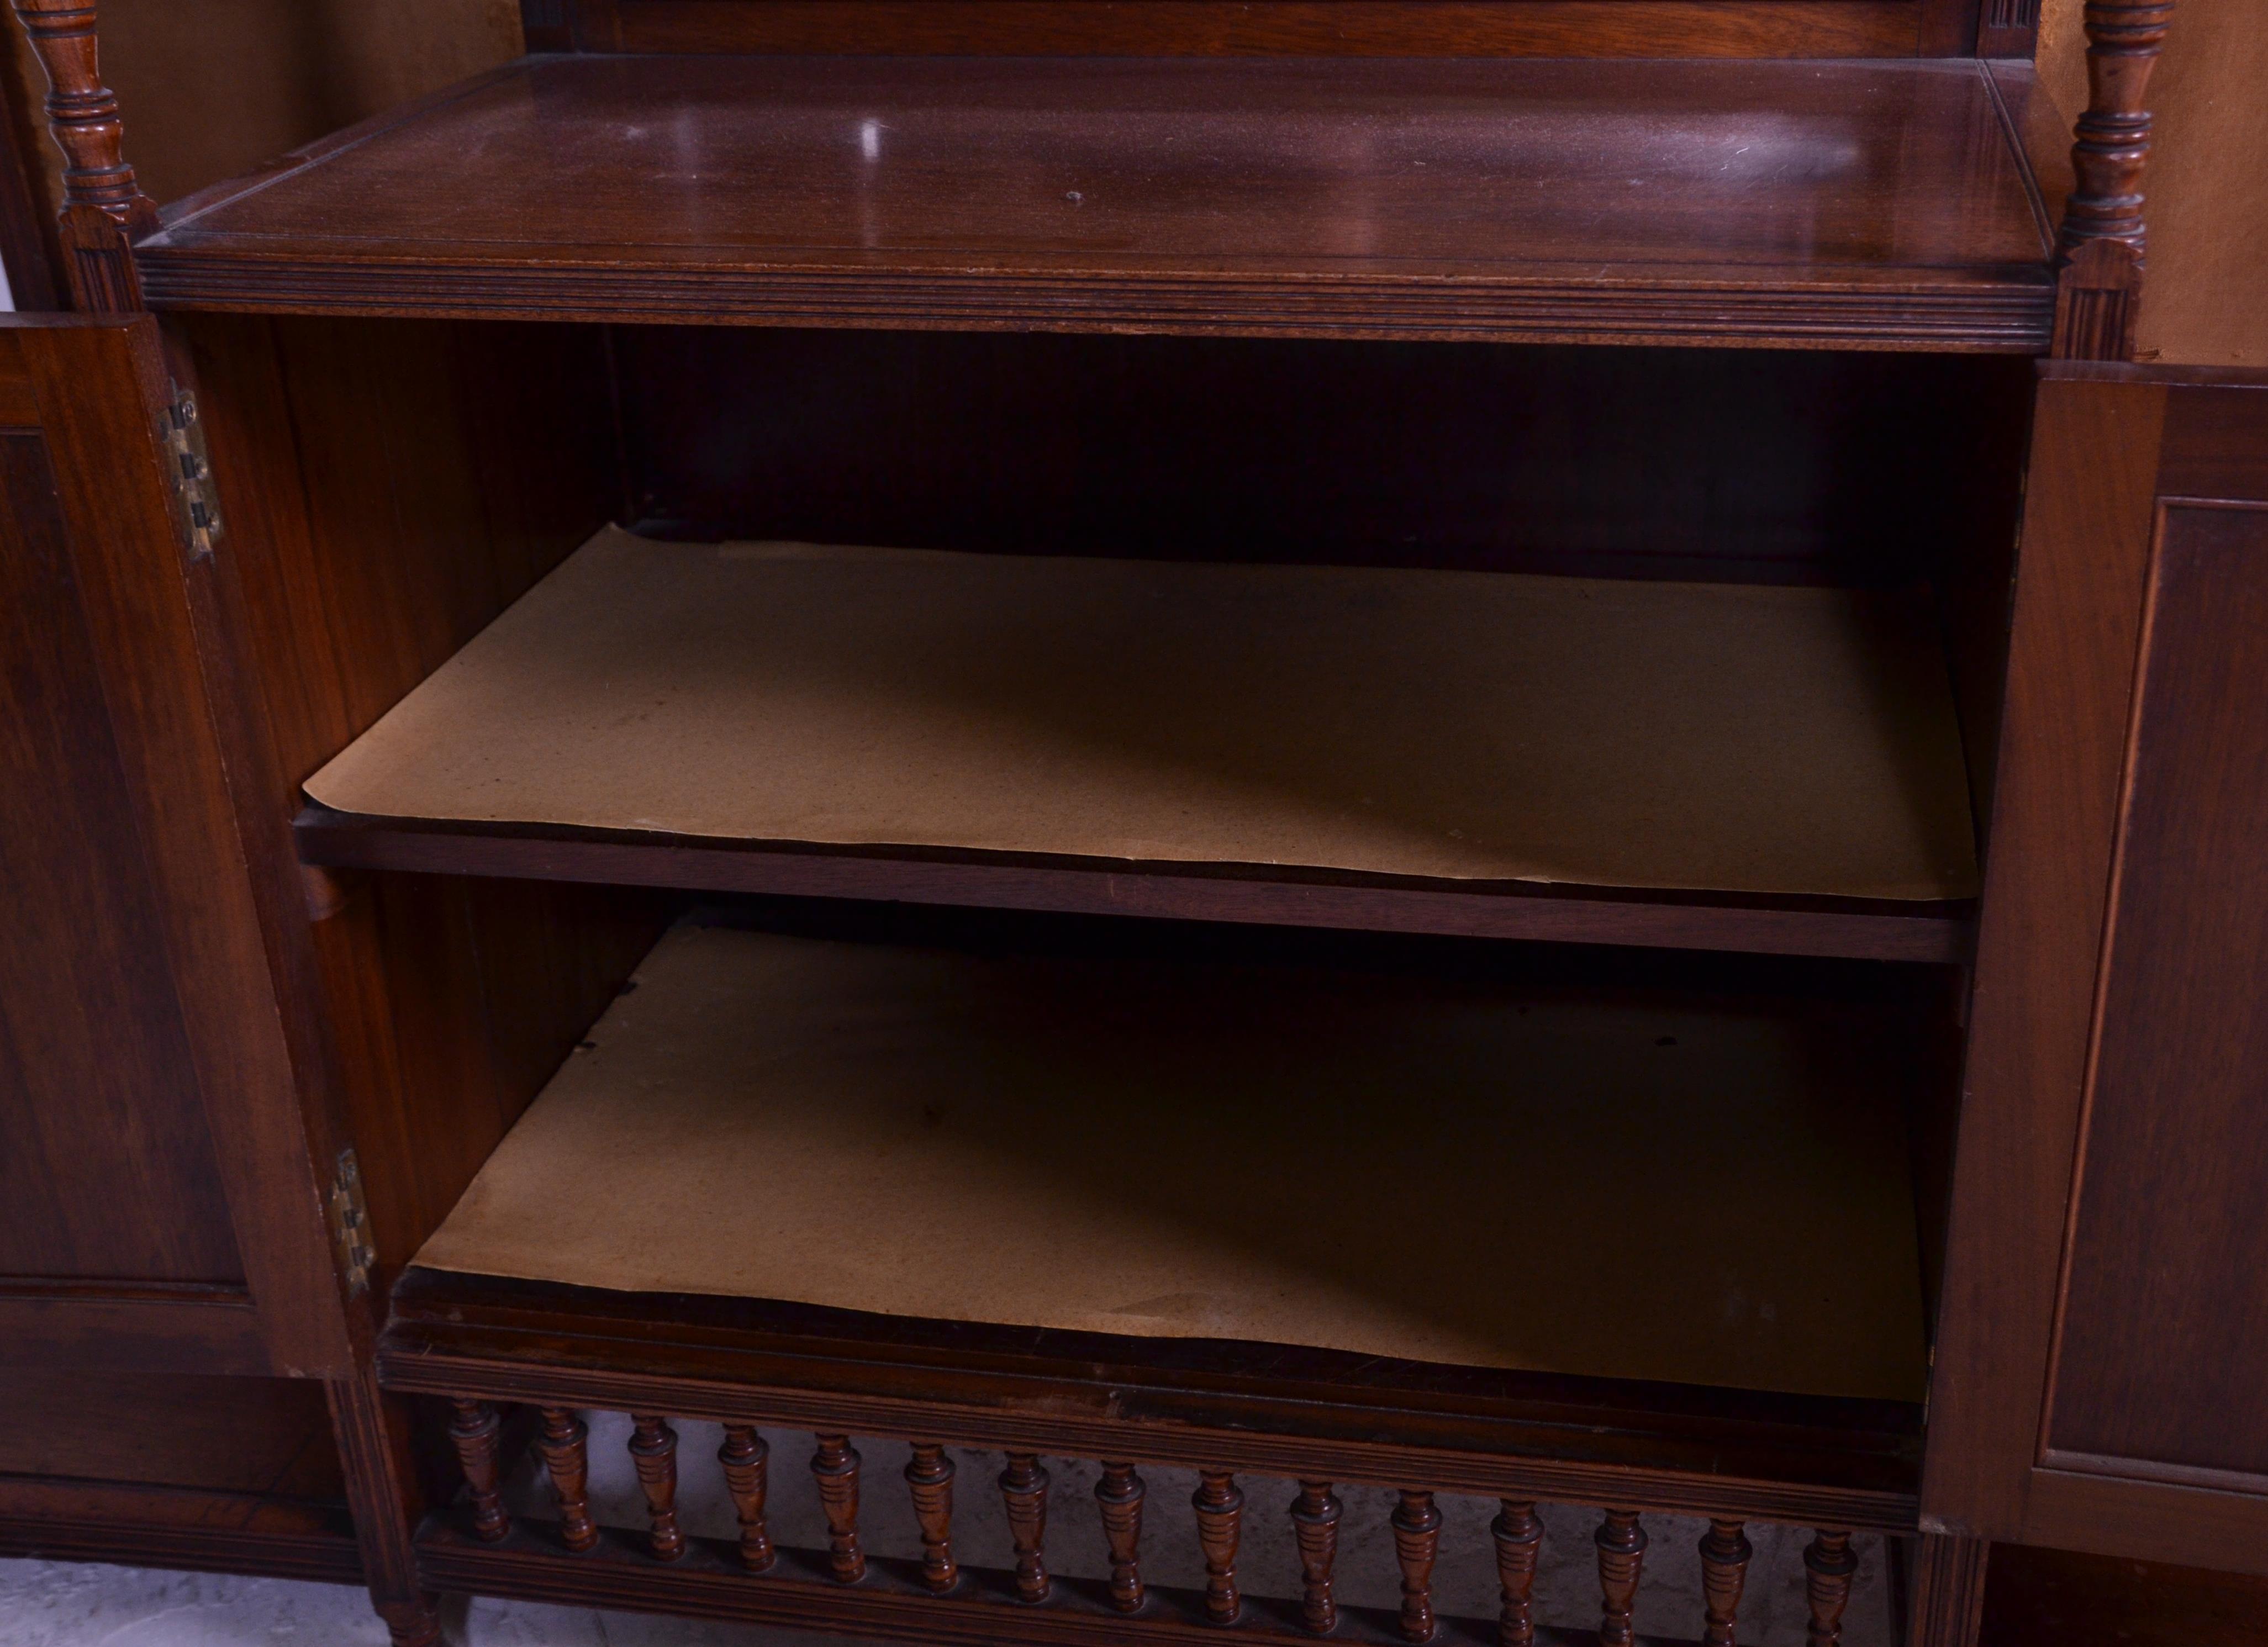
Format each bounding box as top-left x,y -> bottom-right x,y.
397,1393 -> 1946,1647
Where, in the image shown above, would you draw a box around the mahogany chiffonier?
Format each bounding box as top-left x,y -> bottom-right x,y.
1,1 -> 2262,1643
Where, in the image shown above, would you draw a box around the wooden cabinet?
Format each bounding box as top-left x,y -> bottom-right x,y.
1,0 -> 2260,1644
1925,366 -> 2268,1578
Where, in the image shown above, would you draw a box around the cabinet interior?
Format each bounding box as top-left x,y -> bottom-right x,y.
188,311 -> 2030,1432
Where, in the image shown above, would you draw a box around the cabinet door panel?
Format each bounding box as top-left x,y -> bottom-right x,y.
2043,498 -> 2268,1490
1923,367 -> 2268,1574
0,314 -> 345,1375
0,425 -> 244,1285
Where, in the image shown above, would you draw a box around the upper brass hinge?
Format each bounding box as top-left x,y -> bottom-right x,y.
327,1147 -> 376,1299
163,382 -> 223,561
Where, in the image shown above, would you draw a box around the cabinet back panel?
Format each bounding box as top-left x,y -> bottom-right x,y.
0,429 -> 243,1286
619,328 -> 2032,591
2043,498 -> 2268,1487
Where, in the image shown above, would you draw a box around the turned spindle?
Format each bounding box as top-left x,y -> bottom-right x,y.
1096,1462 -> 1147,1613
999,1451 -> 1052,1603
1596,1509 -> 1648,1647
1193,1469 -> 1244,1625
1804,1530 -> 1859,1647
4,0 -> 159,312
629,1414 -> 684,1561
719,1426 -> 775,1572
446,1398 -> 509,1543
1291,1480 -> 1341,1635
535,1408 -> 596,1553
906,1444 -> 959,1592
2052,0 -> 2179,359
811,1434 -> 866,1583
1393,1490 -> 1443,1643
1699,1519 -> 1753,1647
1492,1500 -> 1543,1647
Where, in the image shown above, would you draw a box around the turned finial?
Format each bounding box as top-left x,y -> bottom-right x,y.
7,0 -> 156,312
2052,0 -> 2179,360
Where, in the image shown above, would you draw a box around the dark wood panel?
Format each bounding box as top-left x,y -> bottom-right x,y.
137,56 -> 2055,350
0,423 -> 244,1285
2159,385 -> 2268,503
2041,500 -> 2268,1486
1984,1542 -> 2268,1646
0,1367 -> 342,1498
0,1479 -> 360,1582
619,329 -> 2034,588
0,1294 -> 270,1375
595,0 -> 1927,57
1918,375 -> 2169,1541
2016,1469 -> 2268,1581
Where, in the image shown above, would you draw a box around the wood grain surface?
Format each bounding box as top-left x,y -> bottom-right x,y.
136,55 -> 2056,349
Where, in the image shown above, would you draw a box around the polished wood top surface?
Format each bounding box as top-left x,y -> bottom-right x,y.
139,54 -> 2056,349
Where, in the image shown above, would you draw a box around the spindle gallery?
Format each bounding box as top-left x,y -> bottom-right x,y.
433,1399 -> 1864,1647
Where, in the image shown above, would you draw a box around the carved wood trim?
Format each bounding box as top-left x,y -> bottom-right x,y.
629,1414 -> 685,1561
1392,1490 -> 1443,1643
906,1443 -> 958,1593
1291,1481 -> 1340,1635
536,1408 -> 598,1554
1001,1452 -> 1053,1604
719,1424 -> 776,1572
4,0 -> 155,312
1491,1500 -> 1542,1647
1098,1463 -> 1148,1614
1193,1470 -> 1244,1625
446,1399 -> 510,1544
2051,1 -> 2178,361
811,1434 -> 866,1583
1803,1530 -> 1860,1647
1699,1519 -> 1754,1647
1595,1510 -> 1648,1647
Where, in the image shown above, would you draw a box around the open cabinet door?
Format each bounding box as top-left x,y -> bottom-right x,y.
1923,362 -> 2268,1575
0,313 -> 349,1378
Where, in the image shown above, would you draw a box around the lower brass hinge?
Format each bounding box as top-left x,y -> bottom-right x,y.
163,382 -> 223,560
327,1147 -> 376,1299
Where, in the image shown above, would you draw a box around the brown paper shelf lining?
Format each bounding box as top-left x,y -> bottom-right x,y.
413,922 -> 1931,1404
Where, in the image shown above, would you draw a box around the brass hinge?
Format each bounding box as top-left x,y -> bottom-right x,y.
163,382 -> 222,561
327,1147 -> 376,1299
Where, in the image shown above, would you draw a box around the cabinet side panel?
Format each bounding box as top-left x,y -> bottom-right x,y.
179,314 -> 668,1282
2041,498 -> 2268,1488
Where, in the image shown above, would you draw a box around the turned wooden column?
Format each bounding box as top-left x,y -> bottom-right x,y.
1097,1463 -> 1148,1613
905,1443 -> 958,1593
1492,1500 -> 1543,1647
2052,0 -> 2179,360
5,0 -> 157,311
535,1408 -> 598,1553
445,1399 -> 509,1543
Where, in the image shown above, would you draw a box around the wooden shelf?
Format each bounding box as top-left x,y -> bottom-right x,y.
297,529 -> 1979,962
139,54 -> 2056,351
411,917 -> 1932,1403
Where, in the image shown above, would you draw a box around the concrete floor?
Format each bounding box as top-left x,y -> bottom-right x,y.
1,1423 -> 1901,1644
